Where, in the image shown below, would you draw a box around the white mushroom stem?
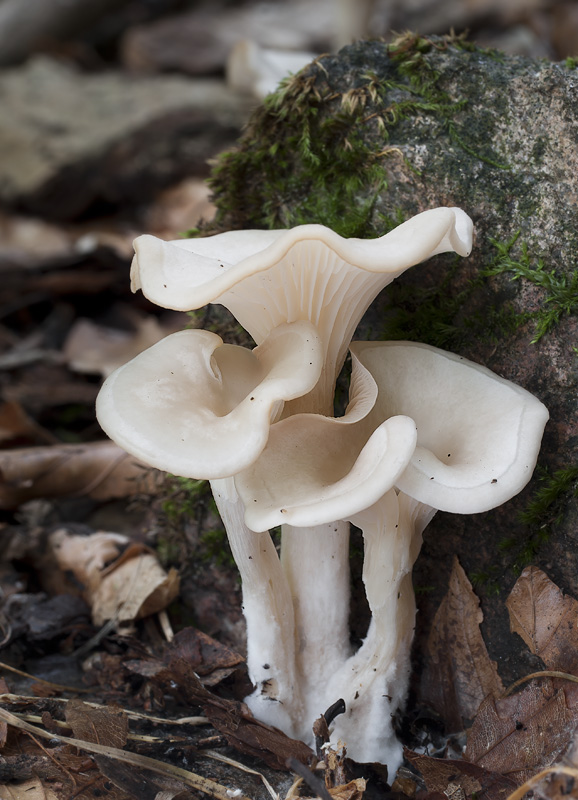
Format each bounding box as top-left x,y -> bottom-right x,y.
210,477 -> 302,737
320,490 -> 436,767
280,521 -> 352,741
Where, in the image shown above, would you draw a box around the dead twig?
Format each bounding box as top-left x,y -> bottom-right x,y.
505,765 -> 578,800
0,705 -> 249,800
502,670 -> 578,697
0,661 -> 90,693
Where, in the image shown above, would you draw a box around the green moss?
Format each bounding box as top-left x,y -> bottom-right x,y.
530,135 -> 548,165
179,226 -> 201,238
207,32 -> 510,237
376,251 -> 520,351
470,566 -> 502,596
481,232 -> 578,344
162,476 -> 209,525
376,230 -> 576,351
377,255 -> 479,349
209,68 -> 389,236
199,527 -> 236,568
565,56 -> 578,69
496,466 -> 578,572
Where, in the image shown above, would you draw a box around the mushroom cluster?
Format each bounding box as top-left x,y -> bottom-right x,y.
96,208 -> 548,773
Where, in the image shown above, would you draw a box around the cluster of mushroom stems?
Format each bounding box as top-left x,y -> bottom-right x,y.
96,208 -> 548,773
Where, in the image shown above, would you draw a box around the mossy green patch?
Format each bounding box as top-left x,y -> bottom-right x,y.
470,466 -> 578,591
207,32 -> 510,237
160,476 -> 235,569
375,230 -> 576,351
162,475 -> 208,524
377,254 -> 481,350
199,526 -> 236,568
499,465 -> 578,572
482,232 -> 578,344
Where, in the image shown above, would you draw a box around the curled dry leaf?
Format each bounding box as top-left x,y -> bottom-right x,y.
506,566 -> 578,675
0,777 -> 60,800
0,401 -> 56,446
65,699 -> 129,747
466,569 -> 578,785
420,556 -> 504,731
405,749 -> 517,800
0,440 -> 163,509
326,779 -> 367,800
63,313 -> 188,379
166,627 -> 244,686
465,679 -> 578,785
157,658 -> 314,771
50,528 -> 179,626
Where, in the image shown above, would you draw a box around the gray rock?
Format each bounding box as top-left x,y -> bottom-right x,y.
207,35 -> 578,686
0,57 -> 253,219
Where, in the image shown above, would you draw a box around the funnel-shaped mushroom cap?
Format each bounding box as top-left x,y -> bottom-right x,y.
351,341 -> 549,513
235,353 -> 418,530
131,209 -> 473,410
96,321 -> 323,479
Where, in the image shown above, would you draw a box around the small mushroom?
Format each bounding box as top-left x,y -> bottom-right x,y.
97,209 -> 477,770
131,208 -> 472,414
236,350 -> 417,530
353,340 -> 550,513
97,320 -> 323,478
236,340 -> 548,766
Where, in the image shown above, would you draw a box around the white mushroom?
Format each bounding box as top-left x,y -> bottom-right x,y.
96,321 -> 323,478
130,208 -> 473,414
236,341 -> 549,766
97,209 -> 477,771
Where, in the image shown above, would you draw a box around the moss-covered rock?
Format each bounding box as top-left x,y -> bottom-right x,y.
208,34 -> 578,687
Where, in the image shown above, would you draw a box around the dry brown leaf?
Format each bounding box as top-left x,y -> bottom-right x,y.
0,701 -> 142,800
65,699 -> 129,748
405,749 -> 517,800
126,627 -> 245,690
49,529 -> 180,626
166,628 -> 244,685
0,777 -> 60,800
161,659 -> 314,771
506,567 -> 578,674
0,440 -> 163,509
0,212 -> 72,269
465,679 -> 578,785
93,554 -> 180,625
420,556 -> 504,731
0,402 -> 56,446
326,779 -> 366,800
144,178 -> 216,238
63,314 -> 187,378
